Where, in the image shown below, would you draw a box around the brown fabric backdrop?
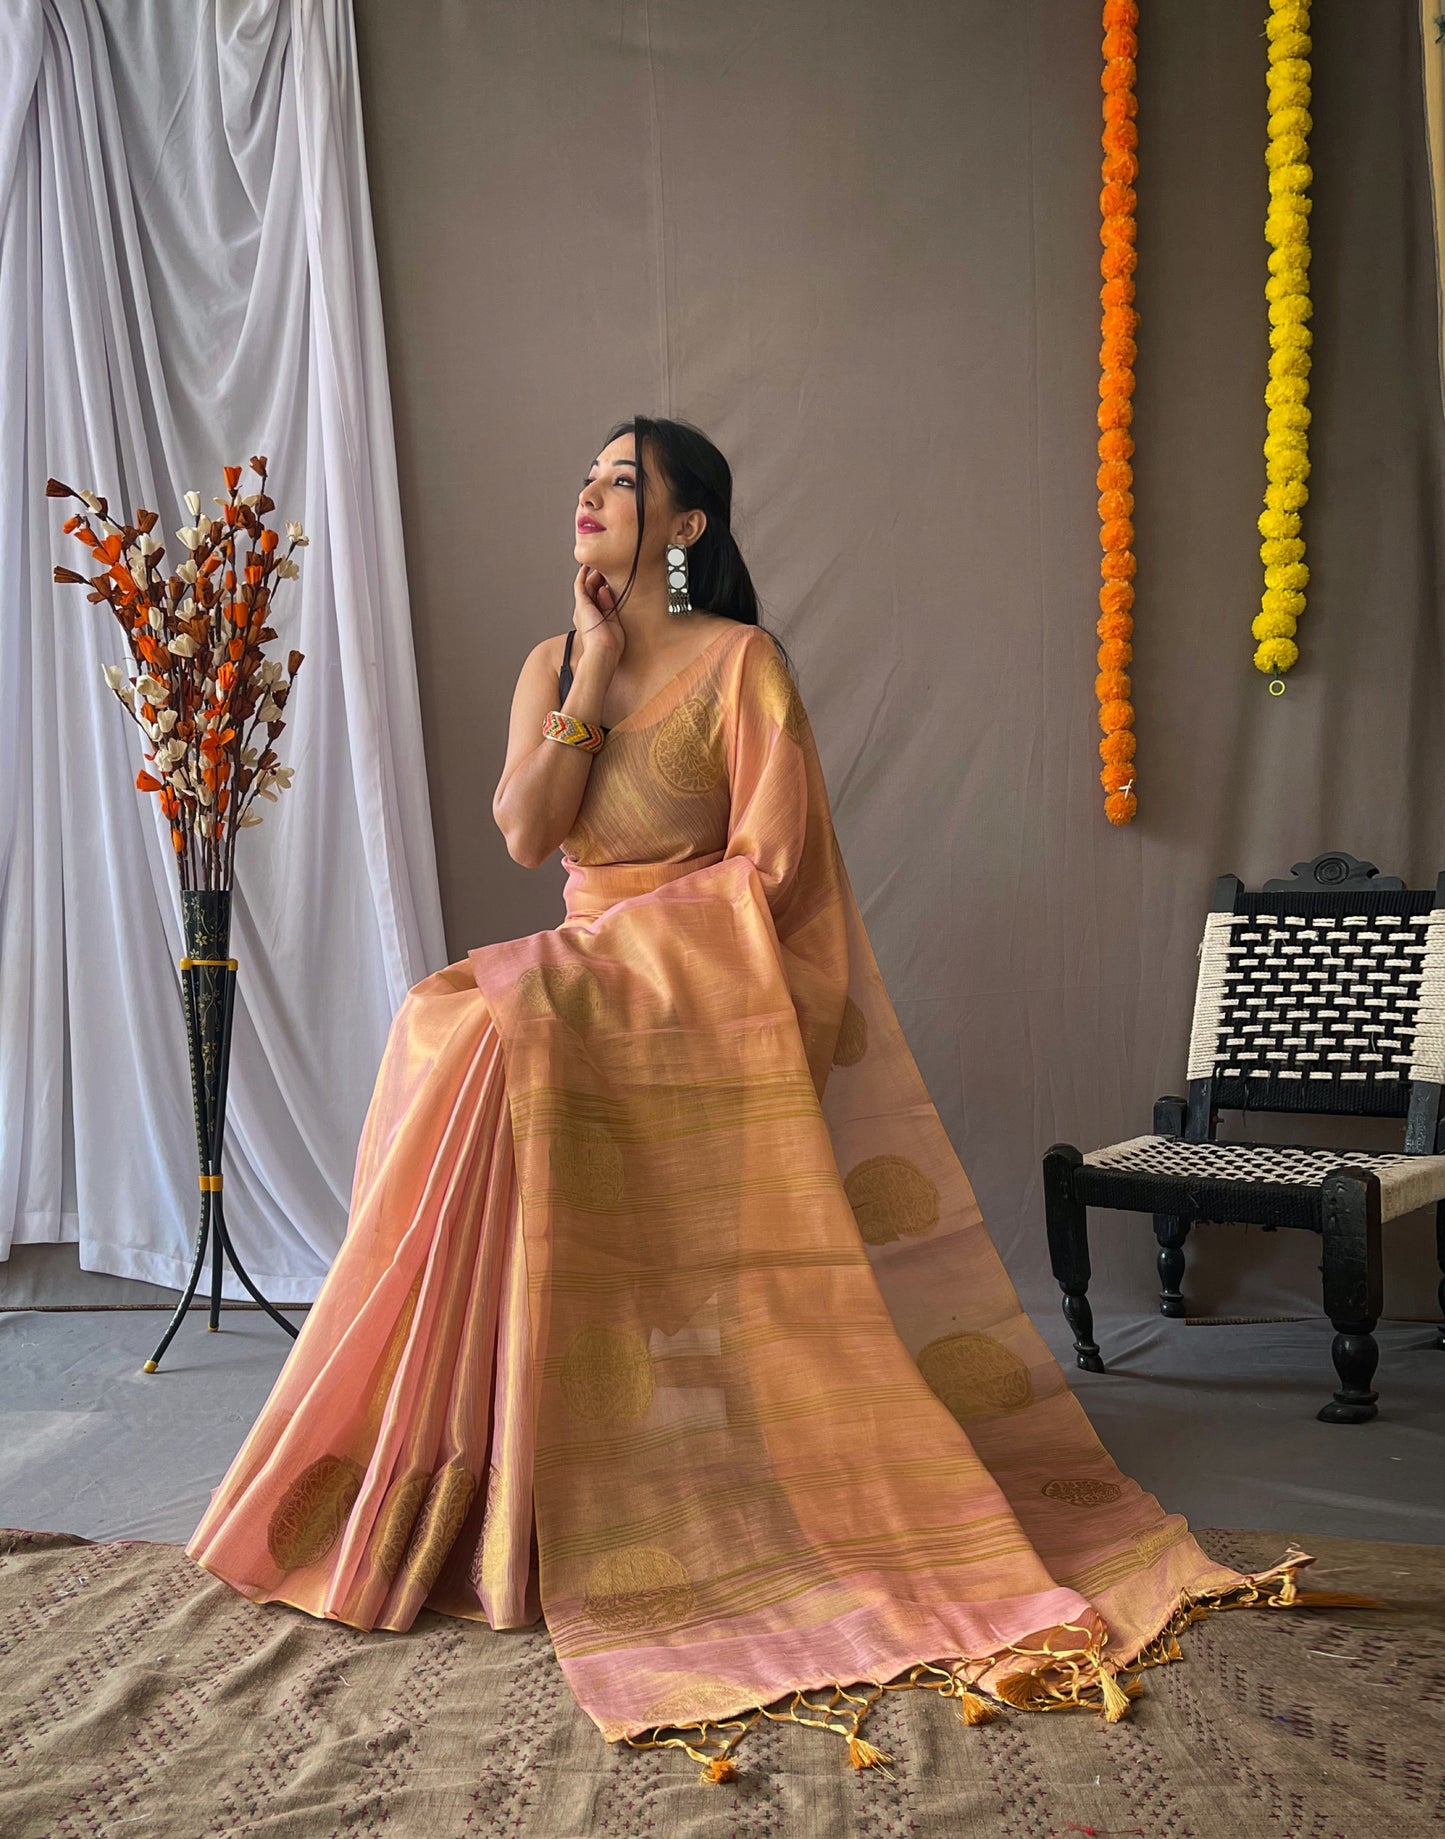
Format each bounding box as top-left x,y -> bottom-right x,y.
352,0 -> 1444,1320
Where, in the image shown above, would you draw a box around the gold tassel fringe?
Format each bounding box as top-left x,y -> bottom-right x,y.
623,1540 -> 1383,1783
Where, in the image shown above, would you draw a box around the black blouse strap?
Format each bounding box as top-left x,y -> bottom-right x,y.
556,629 -> 610,732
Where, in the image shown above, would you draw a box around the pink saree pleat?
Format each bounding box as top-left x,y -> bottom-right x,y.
187,620 -> 1326,1775
186,961 -> 539,1632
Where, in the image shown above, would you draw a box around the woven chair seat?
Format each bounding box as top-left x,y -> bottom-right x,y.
1076,1133 -> 1445,1227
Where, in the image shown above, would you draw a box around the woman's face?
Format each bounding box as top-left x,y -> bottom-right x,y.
574,435 -> 702,584
574,435 -> 647,582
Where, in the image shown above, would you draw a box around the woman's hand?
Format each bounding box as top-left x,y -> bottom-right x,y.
572,565 -> 625,672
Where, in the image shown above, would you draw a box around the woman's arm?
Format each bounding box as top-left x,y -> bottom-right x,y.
491,636 -> 616,868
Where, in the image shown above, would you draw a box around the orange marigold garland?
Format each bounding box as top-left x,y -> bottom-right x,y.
1097,0 -> 1140,825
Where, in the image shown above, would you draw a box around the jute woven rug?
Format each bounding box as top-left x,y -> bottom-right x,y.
0,1524 -> 1438,1838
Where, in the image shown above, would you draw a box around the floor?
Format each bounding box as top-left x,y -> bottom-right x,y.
1,1299 -> 1439,1551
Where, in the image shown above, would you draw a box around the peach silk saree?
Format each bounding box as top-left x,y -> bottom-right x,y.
186,619 -> 1323,1776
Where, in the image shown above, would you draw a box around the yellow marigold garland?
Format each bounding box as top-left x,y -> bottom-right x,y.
1097,0 -> 1140,824
1255,0 -> 1313,687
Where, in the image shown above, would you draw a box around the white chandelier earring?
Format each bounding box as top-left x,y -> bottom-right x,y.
665,541 -> 694,617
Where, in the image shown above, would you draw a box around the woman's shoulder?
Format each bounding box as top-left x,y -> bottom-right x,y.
725,620 -> 784,664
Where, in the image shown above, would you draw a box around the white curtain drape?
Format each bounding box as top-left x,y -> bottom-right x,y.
0,0 -> 446,1298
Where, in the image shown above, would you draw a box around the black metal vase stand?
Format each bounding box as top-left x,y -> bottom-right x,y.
143,888 -> 300,1373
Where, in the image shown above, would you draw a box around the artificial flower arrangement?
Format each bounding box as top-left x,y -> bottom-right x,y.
1097,0 -> 1140,825
1254,0 -> 1313,689
46,458 -> 306,888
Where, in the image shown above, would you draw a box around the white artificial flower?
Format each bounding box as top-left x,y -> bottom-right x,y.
242,494 -> 261,508
260,660 -> 282,683
102,663 -> 124,691
177,526 -> 201,551
184,490 -> 201,519
270,763 -> 295,790
155,708 -> 178,732
135,674 -> 169,702
284,521 -> 309,546
79,490 -> 103,512
238,810 -> 263,827
274,557 -> 301,580
135,533 -> 162,556
178,560 -> 199,584
167,634 -> 197,657
257,696 -> 282,722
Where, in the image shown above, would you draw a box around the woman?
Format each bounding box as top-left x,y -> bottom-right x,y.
186,415 -> 1319,1779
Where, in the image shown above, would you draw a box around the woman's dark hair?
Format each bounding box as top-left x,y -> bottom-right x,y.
597,415 -> 796,680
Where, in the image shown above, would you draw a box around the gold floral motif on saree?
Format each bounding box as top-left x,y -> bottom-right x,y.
265,1452 -> 367,1570
843,1153 -> 940,1243
583,1544 -> 696,1634
551,1116 -> 625,1208
1042,1478 -> 1124,1508
649,696 -> 726,794
358,1269 -> 423,1443
402,1459 -> 478,1594
757,647 -> 807,742
467,1462 -> 508,1599
372,1467 -> 430,1581
916,1332 -> 1034,1421
560,1323 -> 657,1421
1059,1516 -> 1193,1600
515,962 -> 606,1031
831,994 -> 869,1066
641,1674 -> 759,1729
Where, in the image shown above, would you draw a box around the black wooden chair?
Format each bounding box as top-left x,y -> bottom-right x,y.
1044,851 -> 1445,1423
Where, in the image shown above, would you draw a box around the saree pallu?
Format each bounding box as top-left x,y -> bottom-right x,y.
186,619 -> 1319,1773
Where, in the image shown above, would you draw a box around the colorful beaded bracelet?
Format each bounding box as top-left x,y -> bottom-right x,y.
542,708 -> 606,754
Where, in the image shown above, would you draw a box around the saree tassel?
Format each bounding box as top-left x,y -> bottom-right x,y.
1291,1589 -> 1388,1610
1166,1634 -> 1184,1661
956,1688 -> 1000,1726
991,1669 -> 1049,1711
846,1734 -> 894,1771
1098,1664 -> 1132,1724
700,1755 -> 737,1784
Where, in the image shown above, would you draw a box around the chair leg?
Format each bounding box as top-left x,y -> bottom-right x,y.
1318,1169 -> 1384,1425
1436,1197 -> 1445,1352
1152,1214 -> 1190,1317
1043,1144 -> 1104,1373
